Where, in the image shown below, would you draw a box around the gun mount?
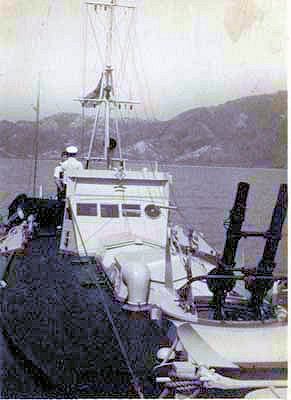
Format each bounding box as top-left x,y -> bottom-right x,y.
209,182 -> 287,320
248,184 -> 287,318
177,182 -> 287,321
207,182 -> 249,319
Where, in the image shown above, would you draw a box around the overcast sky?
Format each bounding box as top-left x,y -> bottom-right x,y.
0,0 -> 287,121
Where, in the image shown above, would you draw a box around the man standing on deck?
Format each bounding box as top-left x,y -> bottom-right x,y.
54,150 -> 67,200
54,146 -> 83,200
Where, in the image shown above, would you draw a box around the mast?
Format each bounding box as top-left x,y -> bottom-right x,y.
32,72 -> 41,196
81,1 -> 89,156
32,2 -> 51,195
104,1 -> 114,164
77,0 -> 139,169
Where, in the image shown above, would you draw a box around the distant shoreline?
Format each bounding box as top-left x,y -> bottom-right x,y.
0,157 -> 287,172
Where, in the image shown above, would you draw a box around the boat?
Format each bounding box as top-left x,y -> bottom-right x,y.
153,182 -> 288,399
0,0 -> 287,398
0,0 -> 218,315
0,1 -> 178,397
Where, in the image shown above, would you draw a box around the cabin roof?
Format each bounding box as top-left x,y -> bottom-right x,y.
65,168 -> 170,182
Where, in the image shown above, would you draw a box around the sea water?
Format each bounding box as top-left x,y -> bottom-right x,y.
0,158 -> 287,397
0,158 -> 287,272
165,164 -> 287,273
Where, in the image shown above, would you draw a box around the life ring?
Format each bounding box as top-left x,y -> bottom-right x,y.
145,204 -> 161,218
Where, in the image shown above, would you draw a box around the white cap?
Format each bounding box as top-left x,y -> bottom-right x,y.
156,347 -> 175,361
66,145 -> 78,155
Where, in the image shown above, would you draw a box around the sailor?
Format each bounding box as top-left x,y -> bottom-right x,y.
54,146 -> 83,200
54,151 -> 67,200
61,145 -> 83,172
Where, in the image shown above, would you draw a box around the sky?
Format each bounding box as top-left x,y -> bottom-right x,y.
0,0 -> 287,121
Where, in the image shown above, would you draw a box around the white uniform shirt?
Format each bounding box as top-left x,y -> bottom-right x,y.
54,164 -> 63,180
60,157 -> 83,184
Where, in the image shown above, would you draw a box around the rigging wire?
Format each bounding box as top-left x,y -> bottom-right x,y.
114,8 -> 136,100
168,183 -> 194,231
114,114 -> 122,159
86,106 -> 102,164
128,27 -> 169,146
132,27 -> 157,123
88,11 -> 105,72
67,201 -> 144,398
81,2 -> 89,154
85,4 -> 135,161
110,3 -> 160,148
82,2 -> 89,98
130,42 -> 151,122
83,5 -> 108,161
94,3 -> 110,31
84,2 -> 165,162
31,0 -> 54,195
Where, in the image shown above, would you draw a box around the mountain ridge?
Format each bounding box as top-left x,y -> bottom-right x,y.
0,91 -> 287,168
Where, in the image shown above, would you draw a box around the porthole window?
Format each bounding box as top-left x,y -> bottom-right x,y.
122,204 -> 141,217
77,203 -> 97,216
145,204 -> 161,219
100,204 -> 119,218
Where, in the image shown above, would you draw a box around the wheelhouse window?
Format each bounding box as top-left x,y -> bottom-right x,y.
122,204 -> 141,217
100,204 -> 119,218
76,203 -> 97,216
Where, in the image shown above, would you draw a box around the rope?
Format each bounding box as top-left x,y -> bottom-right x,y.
67,198 -> 144,398
133,24 -> 158,122
114,8 -> 135,98
81,3 -> 89,155
94,281 -> 144,398
29,0 -> 54,192
82,3 -> 88,98
87,106 -> 102,164
163,379 -> 201,391
269,385 -> 284,398
115,117 -> 122,159
89,11 -> 105,68
169,184 -> 193,230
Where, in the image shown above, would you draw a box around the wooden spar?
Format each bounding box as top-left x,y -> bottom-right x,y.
85,1 -> 135,8
74,98 -> 139,105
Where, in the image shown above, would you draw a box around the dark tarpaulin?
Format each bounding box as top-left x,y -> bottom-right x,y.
0,237 -> 174,398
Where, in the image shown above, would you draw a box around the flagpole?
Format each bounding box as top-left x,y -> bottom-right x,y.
32,72 -> 40,197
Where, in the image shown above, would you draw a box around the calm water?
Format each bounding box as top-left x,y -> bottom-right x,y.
165,164 -> 287,273
0,158 -> 287,272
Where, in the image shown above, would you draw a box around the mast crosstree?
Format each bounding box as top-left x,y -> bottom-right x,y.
76,0 -> 139,168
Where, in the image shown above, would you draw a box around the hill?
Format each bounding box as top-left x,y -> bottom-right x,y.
0,91 -> 287,168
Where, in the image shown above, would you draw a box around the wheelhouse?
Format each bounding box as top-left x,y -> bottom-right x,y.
59,167 -> 172,256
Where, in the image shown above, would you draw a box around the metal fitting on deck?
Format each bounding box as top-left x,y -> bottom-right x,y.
120,260 -> 151,311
